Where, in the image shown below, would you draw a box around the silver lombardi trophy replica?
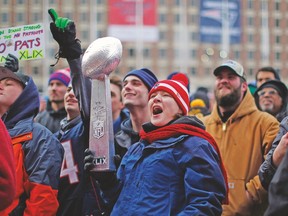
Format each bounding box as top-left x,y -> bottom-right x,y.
82,37 -> 122,172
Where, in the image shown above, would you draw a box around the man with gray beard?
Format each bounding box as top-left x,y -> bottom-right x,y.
201,60 -> 279,216
254,79 -> 288,122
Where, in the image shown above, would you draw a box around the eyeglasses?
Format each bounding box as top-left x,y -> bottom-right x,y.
257,89 -> 279,97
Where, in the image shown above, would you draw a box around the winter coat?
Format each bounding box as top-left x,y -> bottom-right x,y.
113,108 -> 130,135
0,119 -> 15,210
0,77 -> 64,215
259,116 -> 288,190
264,141 -> 288,216
202,90 -> 279,216
106,116 -> 227,216
114,118 -> 140,158
35,101 -> 67,133
56,116 -> 105,216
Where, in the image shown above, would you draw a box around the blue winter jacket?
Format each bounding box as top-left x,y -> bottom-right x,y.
106,117 -> 227,215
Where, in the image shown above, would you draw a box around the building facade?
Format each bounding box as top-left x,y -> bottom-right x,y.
0,0 -> 287,94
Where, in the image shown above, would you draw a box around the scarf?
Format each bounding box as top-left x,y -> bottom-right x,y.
140,123 -> 229,204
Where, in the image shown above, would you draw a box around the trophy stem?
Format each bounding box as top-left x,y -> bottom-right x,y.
89,75 -> 116,172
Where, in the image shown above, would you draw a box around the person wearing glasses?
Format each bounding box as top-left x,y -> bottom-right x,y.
254,79 -> 288,122
257,80 -> 288,214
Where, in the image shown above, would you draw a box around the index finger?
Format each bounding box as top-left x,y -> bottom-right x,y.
48,8 -> 58,22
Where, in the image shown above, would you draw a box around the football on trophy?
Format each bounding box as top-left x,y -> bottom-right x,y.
82,37 -> 122,80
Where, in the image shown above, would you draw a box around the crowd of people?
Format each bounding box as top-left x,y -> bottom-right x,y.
1,8 -> 288,216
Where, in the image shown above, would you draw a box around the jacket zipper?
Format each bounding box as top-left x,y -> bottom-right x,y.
222,123 -> 227,131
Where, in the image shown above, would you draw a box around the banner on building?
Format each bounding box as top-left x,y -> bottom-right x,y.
0,23 -> 45,63
108,0 -> 158,42
199,0 -> 241,44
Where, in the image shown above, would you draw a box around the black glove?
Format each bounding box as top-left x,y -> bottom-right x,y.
84,148 -> 96,171
84,148 -> 118,190
48,8 -> 82,60
4,53 -> 19,72
84,149 -> 122,171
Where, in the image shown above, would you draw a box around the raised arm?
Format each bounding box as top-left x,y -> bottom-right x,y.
48,8 -> 91,123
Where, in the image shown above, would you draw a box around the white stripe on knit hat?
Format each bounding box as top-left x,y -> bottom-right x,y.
157,82 -> 189,112
170,80 -> 188,93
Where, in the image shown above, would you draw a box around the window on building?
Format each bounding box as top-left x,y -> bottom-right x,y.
81,30 -> 89,40
159,0 -> 165,5
189,0 -> 197,7
80,12 -> 88,22
175,14 -> 180,23
32,12 -> 40,22
248,51 -> 254,59
248,17 -> 254,26
38,86 -> 43,93
1,13 -> 8,23
190,32 -> 198,41
248,68 -> 254,76
190,49 -> 197,58
234,50 -> 240,59
17,0 -> 24,4
174,31 -> 180,41
80,0 -> 88,3
97,0 -> 103,4
64,12 -> 73,20
97,30 -> 104,38
189,14 -> 198,24
16,12 -> 25,23
49,0 -> 55,4
174,49 -> 180,58
275,52 -> 281,60
3,0 -> 8,4
275,1 -> 280,11
159,13 -> 166,24
159,31 -> 166,40
143,48 -> 150,58
275,18 -> 280,27
175,0 -> 180,6
248,33 -> 254,43
34,0 -> 40,4
128,48 -> 135,57
97,12 -> 103,22
247,0 -> 253,9
32,66 -> 39,75
190,67 -> 196,76
159,48 -> 166,58
205,67 -> 210,76
275,35 -> 281,44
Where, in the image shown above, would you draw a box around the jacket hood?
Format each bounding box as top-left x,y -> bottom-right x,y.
120,118 -> 139,137
3,77 -> 39,129
173,115 -> 205,129
207,90 -> 258,124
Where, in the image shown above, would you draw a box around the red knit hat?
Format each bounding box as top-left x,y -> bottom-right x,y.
149,78 -> 190,115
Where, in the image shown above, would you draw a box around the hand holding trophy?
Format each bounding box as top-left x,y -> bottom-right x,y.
82,37 -> 122,172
